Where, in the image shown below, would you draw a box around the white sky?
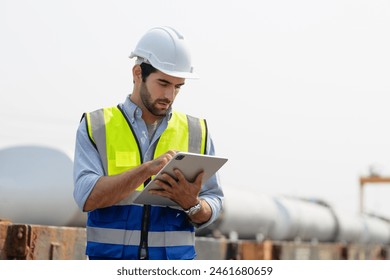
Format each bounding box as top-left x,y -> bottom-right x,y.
1,0 -> 390,217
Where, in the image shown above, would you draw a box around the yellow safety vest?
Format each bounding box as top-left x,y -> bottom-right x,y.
85,105 -> 207,191
83,105 -> 208,259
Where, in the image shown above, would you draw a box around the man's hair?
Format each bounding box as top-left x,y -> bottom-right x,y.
140,62 -> 158,82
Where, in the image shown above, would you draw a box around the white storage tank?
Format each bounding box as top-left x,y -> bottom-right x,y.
334,209 -> 366,243
360,215 -> 390,244
269,196 -> 337,242
0,145 -> 86,227
218,188 -> 280,240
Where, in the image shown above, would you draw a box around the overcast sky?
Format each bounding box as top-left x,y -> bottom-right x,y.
1,0 -> 390,217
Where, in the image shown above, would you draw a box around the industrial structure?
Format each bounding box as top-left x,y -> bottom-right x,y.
1,145 -> 389,260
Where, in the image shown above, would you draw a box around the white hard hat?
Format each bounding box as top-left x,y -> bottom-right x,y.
129,26 -> 198,79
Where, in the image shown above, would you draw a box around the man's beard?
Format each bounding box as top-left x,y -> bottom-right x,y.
140,82 -> 171,117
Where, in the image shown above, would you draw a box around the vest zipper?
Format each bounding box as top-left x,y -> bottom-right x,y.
138,204 -> 151,259
138,176 -> 151,260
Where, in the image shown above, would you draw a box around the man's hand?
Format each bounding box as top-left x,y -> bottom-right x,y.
147,150 -> 177,175
150,168 -> 204,210
83,150 -> 177,211
148,165 -> 212,224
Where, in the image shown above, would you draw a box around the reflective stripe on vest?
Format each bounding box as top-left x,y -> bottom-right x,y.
84,105 -> 207,259
87,227 -> 195,247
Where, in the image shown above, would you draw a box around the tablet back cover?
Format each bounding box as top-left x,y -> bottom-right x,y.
133,152 -> 228,207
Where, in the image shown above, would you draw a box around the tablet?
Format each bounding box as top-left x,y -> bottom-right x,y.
133,152 -> 228,207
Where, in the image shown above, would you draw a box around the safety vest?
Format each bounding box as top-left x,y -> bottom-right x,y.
84,105 -> 207,259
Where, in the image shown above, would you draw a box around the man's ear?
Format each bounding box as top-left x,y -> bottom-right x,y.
132,64 -> 142,83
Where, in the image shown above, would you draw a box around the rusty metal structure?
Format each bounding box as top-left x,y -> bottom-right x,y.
359,176 -> 390,214
0,219 -> 86,260
1,218 -> 389,260
1,145 -> 390,260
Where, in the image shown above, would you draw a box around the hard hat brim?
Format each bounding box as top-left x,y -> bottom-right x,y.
155,67 -> 199,79
130,54 -> 199,79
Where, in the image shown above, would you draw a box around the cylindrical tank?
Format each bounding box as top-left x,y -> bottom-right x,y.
0,145 -> 86,227
217,188 -> 280,240
214,188 -> 339,242
334,209 -> 365,243
270,196 -> 337,242
360,215 -> 390,244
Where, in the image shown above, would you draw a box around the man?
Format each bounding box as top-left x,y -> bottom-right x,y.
73,26 -> 224,260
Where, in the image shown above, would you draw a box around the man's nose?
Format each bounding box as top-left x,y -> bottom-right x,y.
164,86 -> 176,100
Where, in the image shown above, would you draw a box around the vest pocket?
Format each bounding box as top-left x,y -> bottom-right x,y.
164,208 -> 192,229
163,209 -> 196,260
115,151 -> 136,167
87,206 -> 129,259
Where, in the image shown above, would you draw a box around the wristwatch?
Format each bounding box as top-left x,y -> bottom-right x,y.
184,201 -> 202,216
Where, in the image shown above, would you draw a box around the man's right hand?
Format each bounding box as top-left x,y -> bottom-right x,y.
147,150 -> 177,175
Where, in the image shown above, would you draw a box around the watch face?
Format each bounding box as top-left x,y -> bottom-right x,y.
186,203 -> 201,216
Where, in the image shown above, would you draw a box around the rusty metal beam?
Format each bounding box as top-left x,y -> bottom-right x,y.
359,176 -> 390,214
1,221 -> 87,260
